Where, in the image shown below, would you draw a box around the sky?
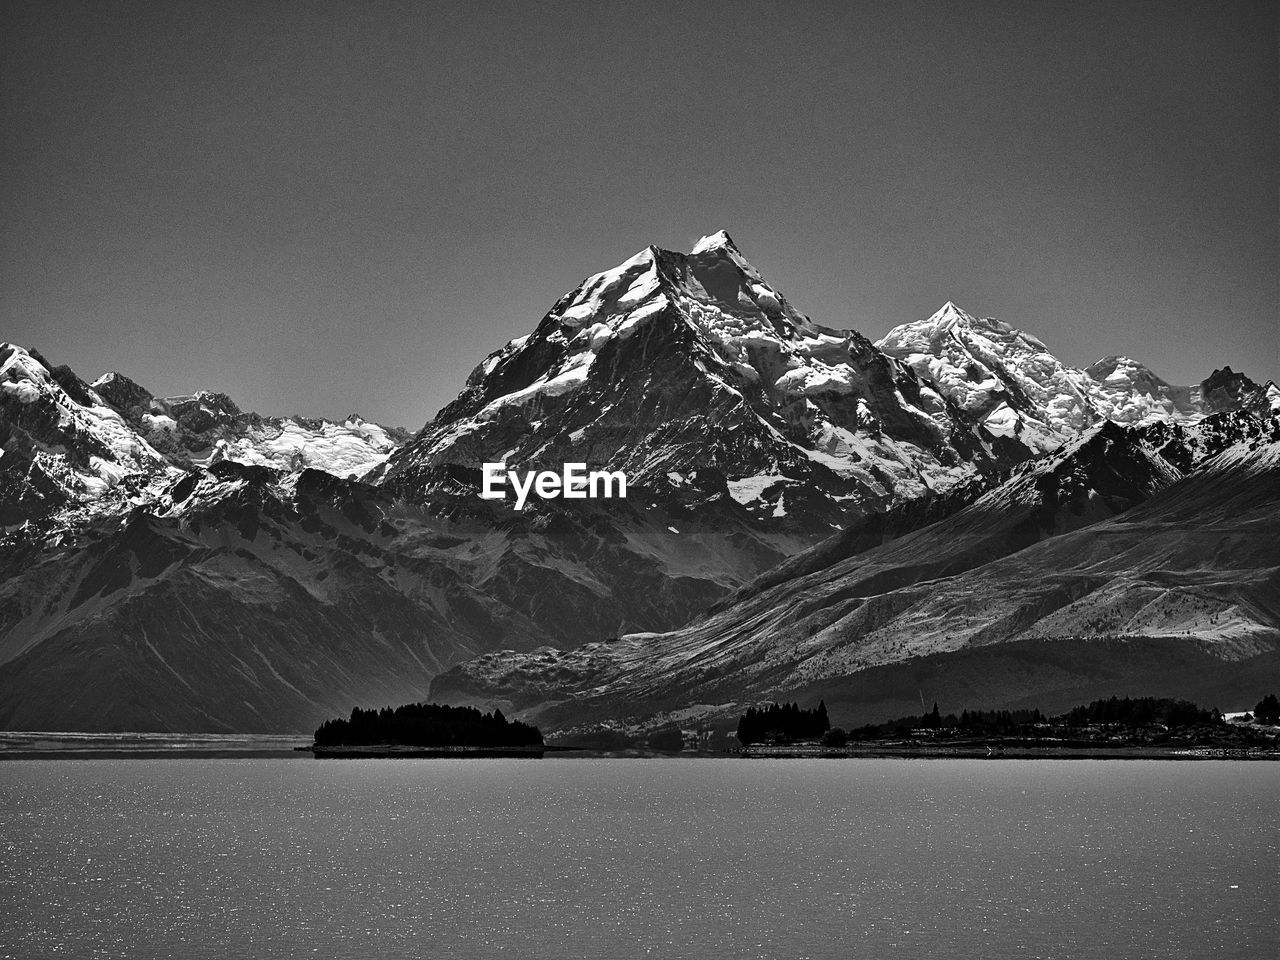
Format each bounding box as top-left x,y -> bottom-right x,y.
2,0 -> 1276,429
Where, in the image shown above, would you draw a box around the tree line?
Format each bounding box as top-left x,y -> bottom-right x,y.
1062,696 -> 1219,727
737,694 -> 1279,746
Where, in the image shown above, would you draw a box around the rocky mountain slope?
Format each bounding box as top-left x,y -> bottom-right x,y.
0,456 -> 809,731
431,413 -> 1280,733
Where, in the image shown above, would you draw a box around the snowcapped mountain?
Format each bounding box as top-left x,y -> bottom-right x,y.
876,302 -> 1097,453
92,370 -> 409,479
877,303 -> 1276,456
1,344 -> 408,528
1083,355 -> 1201,422
4,230 -> 1277,733
377,233 -> 1002,531
1,343 -> 175,524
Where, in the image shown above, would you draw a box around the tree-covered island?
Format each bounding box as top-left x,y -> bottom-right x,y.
311,702 -> 544,758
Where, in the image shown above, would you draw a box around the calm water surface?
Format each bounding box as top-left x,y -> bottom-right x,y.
1,758 -> 1276,959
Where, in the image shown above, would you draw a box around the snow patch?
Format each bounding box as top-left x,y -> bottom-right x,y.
982,403 -> 1020,438
616,298 -> 668,337
481,352 -> 595,414
1,378 -> 39,403
727,473 -> 784,505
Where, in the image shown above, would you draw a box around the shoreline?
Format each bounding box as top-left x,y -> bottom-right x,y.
0,732 -> 308,760
309,743 -> 545,758
741,743 -> 1280,761
2,731 -> 1277,761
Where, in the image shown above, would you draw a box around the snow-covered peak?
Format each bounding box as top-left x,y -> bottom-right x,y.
877,302 -> 1023,353
894,293 -> 1280,459
691,231 -> 747,261
876,301 -> 1274,452
690,229 -> 736,255
547,230 -> 781,334
550,244 -> 666,327
2,342 -> 412,529
450,231 -> 864,426
87,365 -> 408,480
92,370 -> 144,392
1076,355 -> 1204,425
380,234 -> 1275,532
163,390 -> 243,419
1,342 -> 174,510
198,416 -> 406,478
877,306 -> 1086,453
381,236 -> 999,525
927,300 -> 979,329
687,229 -> 767,285
1085,355 -> 1168,388
925,301 -> 1010,333
1,343 -> 46,402
509,232 -> 830,407
2,342 -> 43,376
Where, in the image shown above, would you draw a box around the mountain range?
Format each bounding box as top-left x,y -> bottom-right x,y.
2,232 -> 1277,732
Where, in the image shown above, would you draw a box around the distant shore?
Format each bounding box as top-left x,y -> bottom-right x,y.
0,732 -> 308,760
741,742 -> 1280,761
4,732 -> 1277,762
309,743 -> 545,758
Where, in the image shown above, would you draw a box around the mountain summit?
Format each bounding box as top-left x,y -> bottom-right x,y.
378,236 -> 1000,530
876,302 -> 1274,455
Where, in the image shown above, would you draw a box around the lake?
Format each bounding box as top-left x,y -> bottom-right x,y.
1,758 -> 1275,959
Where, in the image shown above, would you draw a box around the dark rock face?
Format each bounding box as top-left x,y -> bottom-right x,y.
90,372 -> 156,418
94,373 -> 249,458
1198,367 -> 1273,416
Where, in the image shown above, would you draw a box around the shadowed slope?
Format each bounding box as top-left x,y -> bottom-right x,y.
432,422 -> 1280,731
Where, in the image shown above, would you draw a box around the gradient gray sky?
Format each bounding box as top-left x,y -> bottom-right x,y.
2,0 -> 1276,428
